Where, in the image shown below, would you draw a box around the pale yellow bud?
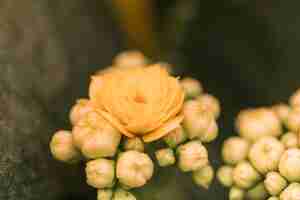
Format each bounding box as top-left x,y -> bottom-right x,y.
272,103 -> 290,123
236,108 -> 282,142
113,188 -> 136,200
181,77 -> 203,99
85,159 -> 115,189
222,137 -> 250,165
192,165 -> 214,189
73,112 -> 121,158
69,99 -> 94,125
163,125 -> 187,148
279,148 -> 300,182
113,50 -> 147,68
233,161 -> 262,189
248,136 -> 285,174
50,130 -> 81,163
177,140 -> 208,172
280,183 -> 300,200
246,182 -> 269,200
264,172 -> 287,196
199,119 -> 218,143
196,94 -> 221,119
97,189 -> 113,200
123,137 -> 144,152
286,108 -> 300,132
182,100 -> 214,139
229,187 -> 245,200
289,88 -> 300,108
116,151 -> 154,188
281,132 -> 298,149
155,148 -> 175,167
217,165 -> 234,187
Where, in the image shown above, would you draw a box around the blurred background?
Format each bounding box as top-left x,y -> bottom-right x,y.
1,0 -> 300,199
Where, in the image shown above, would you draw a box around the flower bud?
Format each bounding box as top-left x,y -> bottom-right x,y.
97,189 -> 113,200
264,172 -> 287,196
163,126 -> 187,148
69,99 -> 94,125
177,140 -> 208,172
116,151 -> 154,188
286,108 -> 300,132
229,187 -> 245,200
236,108 -> 282,142
181,78 -> 203,99
248,136 -> 284,174
123,137 -> 144,152
279,148 -> 300,182
85,159 -> 115,189
272,103 -> 290,123
281,132 -> 298,149
192,165 -> 214,189
217,165 -> 234,187
199,119 -> 218,143
113,188 -> 136,200
73,112 -> 121,158
280,183 -> 300,200
246,182 -> 269,200
233,161 -> 261,189
196,94 -> 221,119
182,100 -> 213,139
50,130 -> 81,163
113,50 -> 147,68
155,148 -> 175,167
222,137 -> 250,165
289,88 -> 300,108
268,197 -> 279,200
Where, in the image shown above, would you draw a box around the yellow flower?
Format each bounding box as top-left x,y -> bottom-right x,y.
89,65 -> 185,142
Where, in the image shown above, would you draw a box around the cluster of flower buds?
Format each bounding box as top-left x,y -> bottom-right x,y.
217,89 -> 300,200
49,50 -> 221,199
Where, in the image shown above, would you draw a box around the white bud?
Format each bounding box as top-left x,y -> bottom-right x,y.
181,78 -> 203,99
264,172 -> 287,196
229,186 -> 245,200
123,137 -> 144,152
217,165 -> 234,187
50,130 -> 81,163
116,151 -> 154,188
222,137 -> 250,165
286,108 -> 300,132
73,112 -> 121,158
177,140 -> 208,172
281,132 -> 298,149
199,119 -> 218,143
279,148 -> 300,182
85,159 -> 115,189
155,148 -> 175,167
113,188 -> 136,200
233,161 -> 261,189
97,189 -> 113,200
163,126 -> 187,148
192,165 -> 214,189
113,50 -> 147,68
280,183 -> 300,200
289,88 -> 300,108
196,94 -> 221,119
182,100 -> 214,139
246,182 -> 269,200
248,136 -> 285,174
70,99 -> 94,125
236,108 -> 282,142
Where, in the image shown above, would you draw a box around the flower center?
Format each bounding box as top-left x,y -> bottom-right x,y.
134,93 -> 146,103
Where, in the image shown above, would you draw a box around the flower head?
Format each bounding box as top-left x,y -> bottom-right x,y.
280,183 -> 300,200
264,171 -> 287,196
279,148 -> 300,182
232,161 -> 261,189
89,65 -> 184,142
217,165 -> 234,187
222,137 -> 250,165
